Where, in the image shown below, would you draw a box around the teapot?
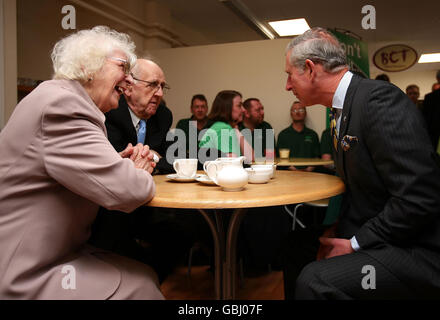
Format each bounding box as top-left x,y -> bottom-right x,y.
204,157 -> 248,192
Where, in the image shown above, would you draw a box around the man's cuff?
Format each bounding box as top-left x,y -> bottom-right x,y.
350,236 -> 361,251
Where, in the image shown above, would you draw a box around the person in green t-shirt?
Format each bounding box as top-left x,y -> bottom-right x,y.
276,101 -> 320,171
199,90 -> 246,158
175,94 -> 213,157
238,98 -> 276,160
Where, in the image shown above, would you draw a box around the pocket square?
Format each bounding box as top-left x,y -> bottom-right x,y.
341,135 -> 359,152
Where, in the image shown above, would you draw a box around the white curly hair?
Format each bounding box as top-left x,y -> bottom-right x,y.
51,26 -> 137,83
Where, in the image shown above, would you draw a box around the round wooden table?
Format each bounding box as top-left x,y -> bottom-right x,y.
147,170 -> 345,300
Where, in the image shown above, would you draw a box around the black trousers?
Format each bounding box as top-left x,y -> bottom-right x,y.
282,209 -> 420,300
294,250 -> 416,300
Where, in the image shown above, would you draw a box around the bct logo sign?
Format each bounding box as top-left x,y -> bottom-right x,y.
373,44 -> 418,72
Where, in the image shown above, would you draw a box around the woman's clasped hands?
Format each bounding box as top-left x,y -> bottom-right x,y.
120,143 -> 156,174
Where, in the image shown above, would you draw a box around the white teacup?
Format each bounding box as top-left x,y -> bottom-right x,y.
251,164 -> 276,179
173,159 -> 198,178
245,168 -> 271,184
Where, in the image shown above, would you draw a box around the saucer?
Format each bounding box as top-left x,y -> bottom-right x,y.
196,174 -> 217,185
166,174 -> 200,182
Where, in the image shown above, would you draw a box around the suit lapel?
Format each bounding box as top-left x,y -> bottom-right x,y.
144,118 -> 153,146
335,75 -> 361,182
144,105 -> 162,147
117,97 -> 137,145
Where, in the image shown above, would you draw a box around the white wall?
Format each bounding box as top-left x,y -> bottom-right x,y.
151,38 -> 328,140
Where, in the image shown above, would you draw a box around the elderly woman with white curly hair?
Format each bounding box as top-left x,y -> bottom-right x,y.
0,26 -> 164,300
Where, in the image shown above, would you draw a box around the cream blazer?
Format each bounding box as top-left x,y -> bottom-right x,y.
0,80 -> 162,299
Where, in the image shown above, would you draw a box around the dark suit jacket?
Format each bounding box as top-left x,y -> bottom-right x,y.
423,89 -> 440,149
89,96 -> 174,255
335,75 -> 440,292
105,96 -> 174,173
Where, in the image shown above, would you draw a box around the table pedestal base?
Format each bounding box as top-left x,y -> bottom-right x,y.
198,208 -> 247,300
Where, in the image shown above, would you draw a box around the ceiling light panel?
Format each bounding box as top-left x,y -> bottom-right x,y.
269,18 -> 310,37
418,53 -> 440,63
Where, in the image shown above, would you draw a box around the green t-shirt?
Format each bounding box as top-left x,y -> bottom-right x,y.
276,125 -> 320,158
238,121 -> 275,158
320,128 -> 333,156
199,121 -> 241,156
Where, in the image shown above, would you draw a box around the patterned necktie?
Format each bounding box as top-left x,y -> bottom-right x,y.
137,119 -> 146,144
330,108 -> 338,151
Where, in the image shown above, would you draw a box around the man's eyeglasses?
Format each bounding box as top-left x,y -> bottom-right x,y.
292,108 -> 306,114
131,73 -> 170,94
108,57 -> 131,75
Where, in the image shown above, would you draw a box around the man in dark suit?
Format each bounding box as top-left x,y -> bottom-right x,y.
106,97 -> 174,173
283,27 -> 440,299
89,59 -> 190,282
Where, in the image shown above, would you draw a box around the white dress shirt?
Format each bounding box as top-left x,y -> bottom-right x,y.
331,70 -> 361,251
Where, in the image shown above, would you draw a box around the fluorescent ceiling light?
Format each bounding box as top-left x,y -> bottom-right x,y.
418,53 -> 440,63
268,18 -> 310,37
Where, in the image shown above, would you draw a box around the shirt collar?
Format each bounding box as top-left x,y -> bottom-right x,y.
332,71 -> 353,110
128,107 -> 141,129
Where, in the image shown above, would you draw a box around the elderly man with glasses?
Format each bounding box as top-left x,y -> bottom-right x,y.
89,59 -> 191,283
104,58 -> 173,174
276,101 -> 320,172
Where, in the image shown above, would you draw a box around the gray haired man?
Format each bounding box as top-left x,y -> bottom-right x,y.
283,27 -> 440,299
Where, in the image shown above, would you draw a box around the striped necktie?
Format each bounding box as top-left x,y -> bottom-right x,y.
330,108 -> 338,151
137,119 -> 146,144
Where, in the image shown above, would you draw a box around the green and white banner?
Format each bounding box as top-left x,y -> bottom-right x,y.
331,30 -> 370,78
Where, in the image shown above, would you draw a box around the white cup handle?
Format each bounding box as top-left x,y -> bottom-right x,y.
205,162 -> 219,185
173,161 -> 180,175
203,161 -> 211,174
